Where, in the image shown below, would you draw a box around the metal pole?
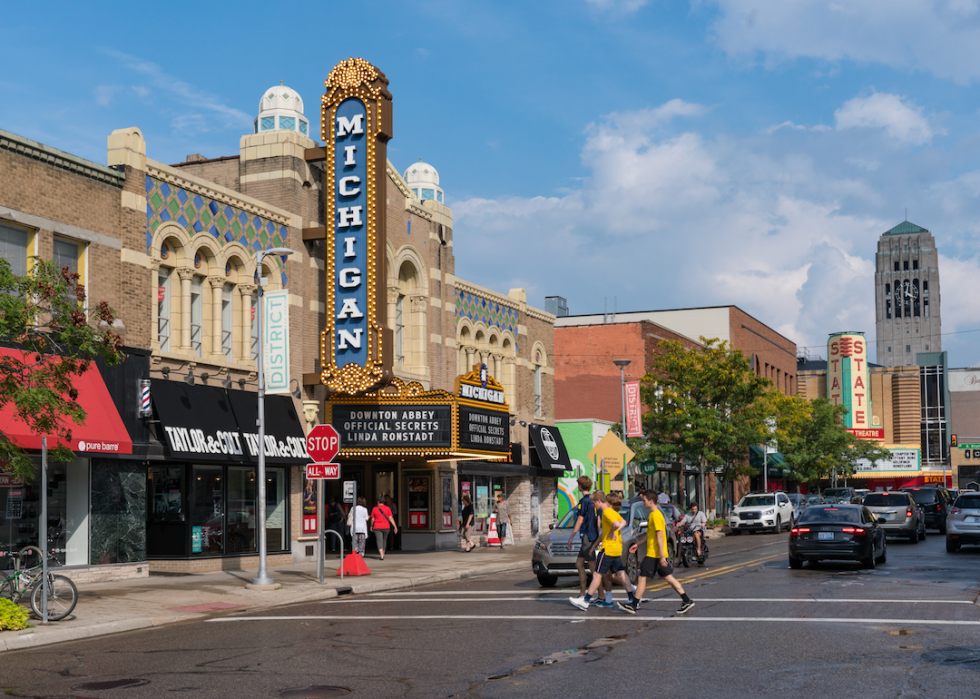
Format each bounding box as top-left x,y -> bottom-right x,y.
41,436 -> 48,624
764,448 -> 768,492
253,250 -> 272,586
619,365 -> 628,497
317,478 -> 324,585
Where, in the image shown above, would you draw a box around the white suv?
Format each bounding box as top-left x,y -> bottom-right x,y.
729,492 -> 794,534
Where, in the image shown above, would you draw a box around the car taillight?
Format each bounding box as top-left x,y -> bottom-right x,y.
907,508 -> 914,518
791,527 -> 809,535
949,507 -> 961,515
937,504 -> 942,511
841,527 -> 867,536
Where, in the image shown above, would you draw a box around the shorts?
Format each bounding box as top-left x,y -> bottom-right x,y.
497,522 -> 507,541
639,555 -> 673,579
577,538 -> 597,561
374,529 -> 389,550
596,550 -> 624,575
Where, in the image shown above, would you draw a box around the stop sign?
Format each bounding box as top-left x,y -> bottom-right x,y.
307,424 -> 341,462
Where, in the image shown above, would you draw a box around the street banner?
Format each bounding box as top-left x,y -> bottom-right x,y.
263,289 -> 290,395
625,381 -> 643,437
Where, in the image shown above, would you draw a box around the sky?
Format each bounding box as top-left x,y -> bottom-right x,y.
2,0 -> 979,366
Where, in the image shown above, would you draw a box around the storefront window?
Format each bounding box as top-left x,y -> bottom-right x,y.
226,466 -> 256,554
90,460 -> 146,565
192,466 -> 224,555
408,477 -> 430,529
265,469 -> 286,552
441,475 -> 454,529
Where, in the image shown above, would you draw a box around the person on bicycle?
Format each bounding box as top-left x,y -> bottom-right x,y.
681,502 -> 707,558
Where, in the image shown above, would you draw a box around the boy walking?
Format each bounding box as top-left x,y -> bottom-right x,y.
569,491 -> 635,611
567,476 -> 599,598
618,490 -> 694,615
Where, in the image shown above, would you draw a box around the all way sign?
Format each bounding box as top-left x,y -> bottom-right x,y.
307,463 -> 341,480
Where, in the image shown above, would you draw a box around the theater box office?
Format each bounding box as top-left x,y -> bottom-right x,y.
324,368 -> 512,551
147,380 -> 308,568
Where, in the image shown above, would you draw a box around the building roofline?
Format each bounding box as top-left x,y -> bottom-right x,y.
0,128 -> 125,187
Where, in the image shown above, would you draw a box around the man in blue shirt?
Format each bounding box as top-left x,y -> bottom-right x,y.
567,476 -> 601,599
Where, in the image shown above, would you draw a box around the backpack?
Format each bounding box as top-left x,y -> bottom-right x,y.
579,495 -> 600,541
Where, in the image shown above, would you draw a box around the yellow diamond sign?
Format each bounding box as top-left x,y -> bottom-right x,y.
587,431 -> 635,480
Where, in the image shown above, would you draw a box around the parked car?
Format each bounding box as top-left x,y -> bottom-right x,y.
862,491 -> 925,543
822,487 -> 856,502
786,493 -> 809,522
729,492 -> 794,534
531,497 -> 677,587
788,504 -> 887,569
946,491 -> 980,552
901,486 -> 952,533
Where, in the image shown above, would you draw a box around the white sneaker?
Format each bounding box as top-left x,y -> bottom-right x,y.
568,596 -> 589,611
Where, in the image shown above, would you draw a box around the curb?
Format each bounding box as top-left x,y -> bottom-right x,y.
0,558 -> 528,651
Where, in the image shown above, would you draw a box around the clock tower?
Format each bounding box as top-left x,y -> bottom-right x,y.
874,221 -> 942,367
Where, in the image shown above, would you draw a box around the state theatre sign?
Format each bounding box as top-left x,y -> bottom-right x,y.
827,331 -> 884,440
319,58 -> 394,395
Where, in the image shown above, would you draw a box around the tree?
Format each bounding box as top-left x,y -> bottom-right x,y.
637,337 -> 773,487
778,397 -> 892,487
0,257 -> 124,479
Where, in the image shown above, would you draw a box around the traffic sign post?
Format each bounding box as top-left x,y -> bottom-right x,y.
305,425 -> 341,585
306,463 -> 341,479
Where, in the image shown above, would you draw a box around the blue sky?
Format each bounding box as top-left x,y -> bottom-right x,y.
2,1 -> 979,366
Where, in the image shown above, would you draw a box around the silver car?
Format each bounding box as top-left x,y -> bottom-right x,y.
946,492 -> 980,552
862,491 -> 925,543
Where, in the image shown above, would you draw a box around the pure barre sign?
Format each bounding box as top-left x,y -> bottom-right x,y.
319,58 -> 393,395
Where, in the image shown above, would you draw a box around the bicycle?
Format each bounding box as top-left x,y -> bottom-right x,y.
0,546 -> 78,621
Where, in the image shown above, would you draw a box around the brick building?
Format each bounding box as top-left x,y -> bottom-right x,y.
0,71 -> 557,576
552,305 -> 797,517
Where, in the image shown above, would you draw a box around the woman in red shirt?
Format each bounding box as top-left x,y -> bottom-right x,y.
370,496 -> 398,560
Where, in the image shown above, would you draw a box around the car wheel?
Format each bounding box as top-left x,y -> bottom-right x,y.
908,529 -> 918,544
862,549 -> 876,569
666,542 -> 675,567
789,556 -> 803,570
772,516 -> 781,535
731,529 -> 741,536
919,524 -> 926,541
626,552 -> 640,585
536,573 -> 558,587
946,538 -> 959,553
877,539 -> 887,564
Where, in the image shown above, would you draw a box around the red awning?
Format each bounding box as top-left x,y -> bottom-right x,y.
0,347 -> 132,455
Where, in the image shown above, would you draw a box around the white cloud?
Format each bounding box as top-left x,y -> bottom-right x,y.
586,0 -> 648,11
453,96 -> 978,365
834,93 -> 940,145
94,85 -> 119,107
707,0 -> 980,83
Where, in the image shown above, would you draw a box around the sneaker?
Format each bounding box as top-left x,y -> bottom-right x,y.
677,600 -> 695,615
617,600 -> 638,615
594,599 -> 616,608
569,596 -> 589,611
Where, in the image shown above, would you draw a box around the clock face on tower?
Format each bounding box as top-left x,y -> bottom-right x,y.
903,280 -> 919,298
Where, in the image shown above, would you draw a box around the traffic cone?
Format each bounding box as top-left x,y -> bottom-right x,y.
337,552 -> 371,576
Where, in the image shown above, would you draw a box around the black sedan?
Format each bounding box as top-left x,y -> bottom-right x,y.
788,505 -> 887,569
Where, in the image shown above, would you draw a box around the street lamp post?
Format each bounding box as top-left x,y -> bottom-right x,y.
252,246 -> 294,587
613,359 -> 631,496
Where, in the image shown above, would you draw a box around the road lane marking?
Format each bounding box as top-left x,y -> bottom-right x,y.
210,615 -> 980,626
324,597 -> 973,605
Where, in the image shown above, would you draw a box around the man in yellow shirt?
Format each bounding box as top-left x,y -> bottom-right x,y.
569,492 -> 635,611
619,489 -> 694,615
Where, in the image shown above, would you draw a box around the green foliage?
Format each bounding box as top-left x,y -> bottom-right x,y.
0,597 -> 31,631
637,337 -> 773,483
0,257 -> 124,479
778,398 -> 893,486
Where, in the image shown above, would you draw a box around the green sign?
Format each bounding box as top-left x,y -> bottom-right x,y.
638,462 -> 658,475
959,443 -> 980,449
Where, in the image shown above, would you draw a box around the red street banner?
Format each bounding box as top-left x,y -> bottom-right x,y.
306,463 -> 341,479
625,381 -> 643,437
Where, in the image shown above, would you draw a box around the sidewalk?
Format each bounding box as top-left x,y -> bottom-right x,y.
0,543 -> 532,652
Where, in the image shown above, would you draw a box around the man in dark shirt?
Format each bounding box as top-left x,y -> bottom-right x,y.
567,476 -> 600,597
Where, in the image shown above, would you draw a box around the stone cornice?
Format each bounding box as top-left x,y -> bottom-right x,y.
526,306 -> 556,324
454,279 -> 521,311
146,158 -> 296,228
387,159 -> 413,199
0,129 -> 124,187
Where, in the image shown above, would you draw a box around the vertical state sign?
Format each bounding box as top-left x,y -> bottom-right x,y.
827,332 -> 875,434
320,58 -> 393,395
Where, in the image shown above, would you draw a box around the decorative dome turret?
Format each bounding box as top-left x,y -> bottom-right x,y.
254,82 -> 309,136
403,159 -> 444,203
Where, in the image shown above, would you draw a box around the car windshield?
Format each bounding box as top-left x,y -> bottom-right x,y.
905,489 -> 938,505
955,495 -> 980,509
823,489 -> 852,498
787,494 -> 804,504
799,507 -> 862,524
739,496 -> 775,507
863,493 -> 909,506
556,508 -> 579,529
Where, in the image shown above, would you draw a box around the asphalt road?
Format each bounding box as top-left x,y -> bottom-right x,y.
2,530 -> 979,699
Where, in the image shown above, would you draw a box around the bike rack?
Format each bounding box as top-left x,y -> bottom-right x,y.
320,530 -> 344,584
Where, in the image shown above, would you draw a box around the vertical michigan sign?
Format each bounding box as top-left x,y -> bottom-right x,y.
320,58 -> 393,394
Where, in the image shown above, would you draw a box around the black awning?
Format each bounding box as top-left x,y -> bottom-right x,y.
151,380 -> 245,462
457,461 -> 532,477
227,391 -> 310,465
527,423 -> 573,472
